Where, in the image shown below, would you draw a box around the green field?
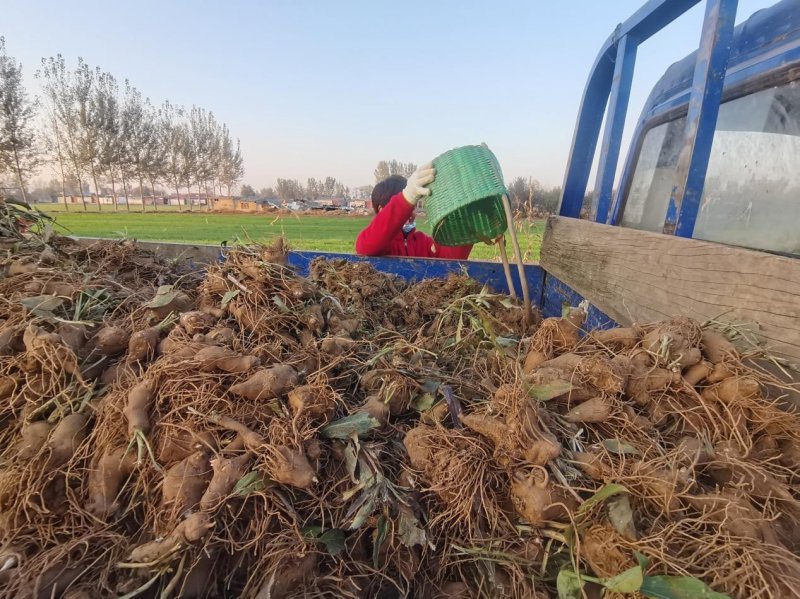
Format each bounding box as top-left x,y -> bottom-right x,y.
43,209 -> 544,261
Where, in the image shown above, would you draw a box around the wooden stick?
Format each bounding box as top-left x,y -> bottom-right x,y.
497,235 -> 517,299
502,194 -> 532,325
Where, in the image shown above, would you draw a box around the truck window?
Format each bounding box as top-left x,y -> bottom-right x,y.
622,80 -> 800,256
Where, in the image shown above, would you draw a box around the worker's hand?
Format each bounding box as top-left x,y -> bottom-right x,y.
402,162 -> 436,206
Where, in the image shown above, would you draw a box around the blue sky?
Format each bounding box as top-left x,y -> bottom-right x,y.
3,0 -> 775,190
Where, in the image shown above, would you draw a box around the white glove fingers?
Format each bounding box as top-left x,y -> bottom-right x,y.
416,172 -> 435,187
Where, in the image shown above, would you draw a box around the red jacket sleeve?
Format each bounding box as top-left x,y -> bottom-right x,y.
432,242 -> 473,260
355,192 -> 414,256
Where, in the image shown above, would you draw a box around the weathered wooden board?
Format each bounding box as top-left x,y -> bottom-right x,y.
540,216 -> 800,367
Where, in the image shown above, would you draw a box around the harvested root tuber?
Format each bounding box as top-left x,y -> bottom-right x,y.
229,365 -> 298,400
127,326 -> 161,362
87,447 -> 136,518
18,421 -> 53,461
701,376 -> 761,404
162,451 -> 212,513
179,310 -> 216,335
195,345 -> 261,373
701,329 -> 739,364
199,453 -> 252,510
287,384 -> 337,423
90,326 -> 130,356
589,326 -> 640,349
270,446 -> 316,489
46,413 -> 89,469
124,379 -> 157,435
564,396 -> 612,423
127,512 -> 213,563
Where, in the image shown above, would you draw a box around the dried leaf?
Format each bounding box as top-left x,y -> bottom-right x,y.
20,295 -> 64,315
397,504 -> 426,548
608,494 -> 637,541
144,285 -> 178,308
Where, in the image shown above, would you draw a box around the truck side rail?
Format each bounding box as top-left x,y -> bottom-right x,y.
560,0 -> 738,237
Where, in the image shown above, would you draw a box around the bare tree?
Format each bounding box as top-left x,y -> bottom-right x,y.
0,38 -> 40,203
218,126 -> 243,196
95,71 -> 121,210
374,159 -> 416,182
39,56 -> 89,210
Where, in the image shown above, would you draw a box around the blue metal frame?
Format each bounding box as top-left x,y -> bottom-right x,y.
668,0 -> 738,237
287,250 -> 617,330
610,0 -> 800,227
592,34 -> 638,224
288,251 -> 546,299
560,0 -> 738,237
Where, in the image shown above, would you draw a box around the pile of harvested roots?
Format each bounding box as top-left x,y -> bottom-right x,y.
0,232 -> 798,599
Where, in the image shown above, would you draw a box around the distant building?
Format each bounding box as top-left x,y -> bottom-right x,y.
210,197 -> 281,213
348,199 -> 372,211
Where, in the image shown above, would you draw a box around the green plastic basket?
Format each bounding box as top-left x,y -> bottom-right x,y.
426,144 -> 508,246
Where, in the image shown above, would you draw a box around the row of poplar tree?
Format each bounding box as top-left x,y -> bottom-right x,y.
0,38 -> 245,210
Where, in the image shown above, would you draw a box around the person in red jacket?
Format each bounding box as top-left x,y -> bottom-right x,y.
355,164 -> 472,259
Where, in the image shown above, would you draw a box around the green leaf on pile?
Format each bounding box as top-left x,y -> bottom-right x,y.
411,393 -> 435,412
271,294 -> 290,313
603,565 -> 643,593
144,285 -> 178,308
640,575 -> 730,598
221,289 -> 239,307
372,515 -> 389,568
302,526 -> 346,556
321,413 -> 380,440
601,438 -> 641,456
20,295 -> 64,318
526,381 -> 574,402
556,569 -> 583,599
577,483 -> 629,518
233,471 -> 268,496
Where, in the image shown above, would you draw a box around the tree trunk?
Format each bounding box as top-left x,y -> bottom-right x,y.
53,120 -> 69,210
11,148 -> 28,203
109,167 -> 119,211
175,180 -> 181,212
91,162 -> 102,212
138,169 -> 146,213
149,176 -> 159,212
119,162 -> 131,213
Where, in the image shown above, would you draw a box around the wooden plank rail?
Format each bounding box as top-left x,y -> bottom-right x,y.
540,216 -> 800,368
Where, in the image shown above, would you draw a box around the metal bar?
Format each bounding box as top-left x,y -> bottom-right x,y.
592,34 -> 638,223
559,46 -> 615,217
561,0 -> 702,218
664,0 -> 738,236
502,194 -> 532,325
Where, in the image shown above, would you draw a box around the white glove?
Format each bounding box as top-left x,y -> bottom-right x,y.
402,162 -> 436,206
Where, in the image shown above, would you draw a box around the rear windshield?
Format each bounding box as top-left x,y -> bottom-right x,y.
622,80 -> 800,256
